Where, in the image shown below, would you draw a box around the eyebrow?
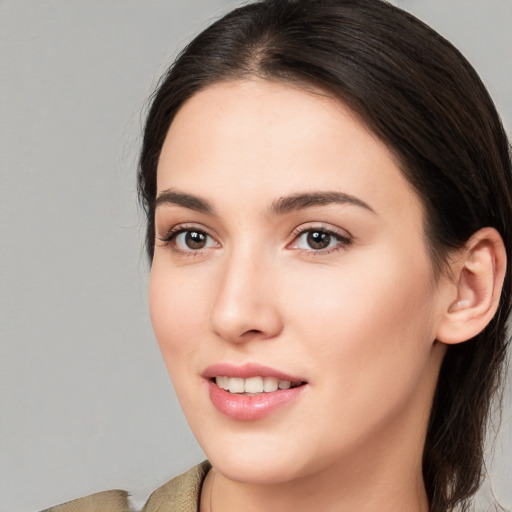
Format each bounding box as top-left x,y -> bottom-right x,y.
270,191 -> 376,215
154,188 -> 375,215
155,189 -> 214,213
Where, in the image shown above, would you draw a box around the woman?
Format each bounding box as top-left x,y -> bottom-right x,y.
44,0 -> 511,511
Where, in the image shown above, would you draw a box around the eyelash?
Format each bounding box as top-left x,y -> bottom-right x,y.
157,224 -> 218,258
289,224 -> 352,255
157,223 -> 352,257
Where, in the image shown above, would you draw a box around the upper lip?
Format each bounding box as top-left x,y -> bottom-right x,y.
202,362 -> 306,383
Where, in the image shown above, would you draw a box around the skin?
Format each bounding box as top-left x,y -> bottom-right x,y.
149,79 -> 456,512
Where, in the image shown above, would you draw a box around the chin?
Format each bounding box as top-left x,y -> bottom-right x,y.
207,447 -> 309,484
189,422 -> 288,479
190,418 -> 325,485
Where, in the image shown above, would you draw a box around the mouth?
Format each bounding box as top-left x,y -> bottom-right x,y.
212,376 -> 305,395
203,363 -> 308,420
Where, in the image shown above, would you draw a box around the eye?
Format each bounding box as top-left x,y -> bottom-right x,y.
289,226 -> 351,252
300,230 -> 334,250
159,226 -> 219,252
175,230 -> 216,250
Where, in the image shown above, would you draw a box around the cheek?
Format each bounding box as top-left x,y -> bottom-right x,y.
279,256 -> 438,456
283,248 -> 437,393
148,263 -> 209,370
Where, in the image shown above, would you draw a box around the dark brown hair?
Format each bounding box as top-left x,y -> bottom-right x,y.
138,1 -> 512,510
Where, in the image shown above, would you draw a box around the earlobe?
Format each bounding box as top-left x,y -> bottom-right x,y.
436,227 -> 507,345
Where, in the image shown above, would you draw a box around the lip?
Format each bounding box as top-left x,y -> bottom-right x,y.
202,362 -> 304,382
203,363 -> 307,421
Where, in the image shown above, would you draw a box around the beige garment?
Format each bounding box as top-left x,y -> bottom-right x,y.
40,461 -> 211,512
40,490 -> 130,512
142,461 -> 211,512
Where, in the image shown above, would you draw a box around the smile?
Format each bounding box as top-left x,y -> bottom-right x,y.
203,364 -> 308,421
214,376 -> 302,394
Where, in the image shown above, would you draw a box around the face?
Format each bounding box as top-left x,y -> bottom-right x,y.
149,80 -> 448,485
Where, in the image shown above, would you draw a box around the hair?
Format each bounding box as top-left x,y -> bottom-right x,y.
138,1 -> 512,510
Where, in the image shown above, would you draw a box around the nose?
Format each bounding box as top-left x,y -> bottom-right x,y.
210,250 -> 284,344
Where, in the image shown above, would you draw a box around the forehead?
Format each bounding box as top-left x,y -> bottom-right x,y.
157,79 -> 421,222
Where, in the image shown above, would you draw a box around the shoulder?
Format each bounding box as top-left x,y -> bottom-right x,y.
39,461 -> 211,512
40,490 -> 130,512
142,460 -> 211,512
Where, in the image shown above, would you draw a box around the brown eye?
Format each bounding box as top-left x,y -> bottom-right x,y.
290,227 -> 351,253
307,231 -> 332,249
168,229 -> 218,251
185,231 -> 207,249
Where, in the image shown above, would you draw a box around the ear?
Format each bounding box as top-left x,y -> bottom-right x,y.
436,227 -> 507,345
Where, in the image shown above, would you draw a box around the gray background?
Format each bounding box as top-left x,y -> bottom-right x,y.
0,1 -> 510,511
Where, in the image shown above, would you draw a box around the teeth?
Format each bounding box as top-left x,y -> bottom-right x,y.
228,377 -> 245,393
263,376 -> 278,392
216,376 -> 228,389
215,376 -> 298,394
245,376 -> 263,393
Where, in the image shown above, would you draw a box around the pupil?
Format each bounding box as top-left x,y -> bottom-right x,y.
307,231 -> 330,249
186,231 -> 206,249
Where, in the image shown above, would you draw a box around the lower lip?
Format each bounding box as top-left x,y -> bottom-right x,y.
207,380 -> 306,421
